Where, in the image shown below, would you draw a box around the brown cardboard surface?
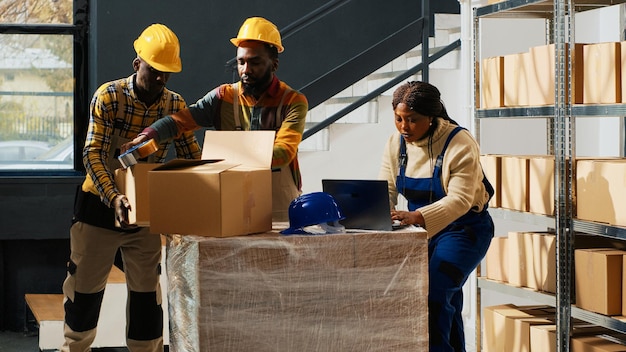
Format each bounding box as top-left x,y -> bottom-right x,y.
623,255 -> 626,316
166,228 -> 429,352
485,236 -> 508,282
509,316 -> 554,352
508,231 -> 534,288
114,163 -> 160,226
576,159 -> 626,226
528,43 -> 584,105
530,324 -> 610,352
500,155 -> 529,212
480,154 -> 501,208
482,304 -> 554,352
622,41 -> 626,103
572,334 -> 626,351
532,233 -> 556,293
528,155 -> 554,216
584,42 -> 621,104
149,131 -> 275,237
504,52 -> 529,106
481,56 -> 504,108
575,248 -> 625,315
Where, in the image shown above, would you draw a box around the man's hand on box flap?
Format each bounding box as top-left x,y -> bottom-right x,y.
113,194 -> 137,230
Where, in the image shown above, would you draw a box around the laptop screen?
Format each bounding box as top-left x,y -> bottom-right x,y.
322,179 -> 393,231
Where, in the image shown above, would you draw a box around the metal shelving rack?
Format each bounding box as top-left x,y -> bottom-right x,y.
473,1 -> 626,351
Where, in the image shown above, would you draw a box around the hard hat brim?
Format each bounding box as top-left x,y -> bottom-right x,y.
230,38 -> 284,53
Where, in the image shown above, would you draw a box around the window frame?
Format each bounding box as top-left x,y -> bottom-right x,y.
0,0 -> 88,176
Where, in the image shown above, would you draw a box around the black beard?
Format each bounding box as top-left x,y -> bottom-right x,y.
242,68 -> 273,97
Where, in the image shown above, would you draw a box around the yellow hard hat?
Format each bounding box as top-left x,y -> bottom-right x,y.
133,23 -> 182,73
230,17 -> 284,53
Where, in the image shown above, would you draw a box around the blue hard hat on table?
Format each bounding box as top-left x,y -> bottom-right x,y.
280,192 -> 345,235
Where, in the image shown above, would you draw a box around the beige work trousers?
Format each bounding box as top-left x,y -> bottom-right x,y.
61,222 -> 163,352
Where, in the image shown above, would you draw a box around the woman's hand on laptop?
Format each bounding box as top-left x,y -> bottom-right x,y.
391,209 -> 424,228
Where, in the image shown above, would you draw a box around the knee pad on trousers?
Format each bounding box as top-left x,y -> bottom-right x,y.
64,290 -> 105,332
128,291 -> 163,341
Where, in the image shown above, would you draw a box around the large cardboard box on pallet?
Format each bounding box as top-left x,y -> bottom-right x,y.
166,228 -> 429,352
115,163 -> 160,226
149,131 -> 273,237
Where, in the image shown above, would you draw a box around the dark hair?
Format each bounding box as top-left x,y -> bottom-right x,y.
391,81 -> 456,124
265,43 -> 279,60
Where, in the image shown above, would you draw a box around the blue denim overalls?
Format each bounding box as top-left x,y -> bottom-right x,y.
397,126 -> 494,352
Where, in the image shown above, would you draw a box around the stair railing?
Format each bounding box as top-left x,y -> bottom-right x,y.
302,38 -> 461,140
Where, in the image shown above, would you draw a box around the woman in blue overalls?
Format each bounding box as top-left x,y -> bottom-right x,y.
379,81 -> 494,352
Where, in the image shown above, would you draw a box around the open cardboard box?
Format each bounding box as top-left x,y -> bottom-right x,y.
148,131 -> 274,237
115,163 -> 160,226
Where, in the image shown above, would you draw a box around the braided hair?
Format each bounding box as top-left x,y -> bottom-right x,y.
391,81 -> 458,126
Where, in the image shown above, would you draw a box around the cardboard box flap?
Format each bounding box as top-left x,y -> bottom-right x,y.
201,130 -> 274,168
153,159 -> 223,171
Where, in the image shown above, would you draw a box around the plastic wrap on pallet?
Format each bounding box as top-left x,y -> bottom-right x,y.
166,229 -> 428,352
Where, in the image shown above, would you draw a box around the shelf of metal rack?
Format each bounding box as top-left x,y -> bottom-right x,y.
478,278 -> 626,334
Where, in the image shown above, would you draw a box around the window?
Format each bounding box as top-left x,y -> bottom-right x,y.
0,0 -> 87,173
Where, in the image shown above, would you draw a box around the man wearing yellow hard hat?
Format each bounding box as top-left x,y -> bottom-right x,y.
123,17 -> 309,221
61,24 -> 201,352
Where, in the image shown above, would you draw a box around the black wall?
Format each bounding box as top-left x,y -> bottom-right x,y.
0,0 -> 458,331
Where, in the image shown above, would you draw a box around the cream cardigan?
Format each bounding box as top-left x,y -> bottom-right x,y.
378,118 -> 490,237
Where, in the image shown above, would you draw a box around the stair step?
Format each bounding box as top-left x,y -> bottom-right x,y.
24,265 -> 129,350
25,294 -> 64,323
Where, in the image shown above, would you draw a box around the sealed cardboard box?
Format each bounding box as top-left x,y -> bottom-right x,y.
508,231 -> 534,289
622,41 -> 626,103
481,56 -> 505,108
504,52 -> 529,106
528,155 -> 554,216
500,155 -> 529,212
528,43 -> 584,105
530,323 -> 608,352
482,304 -> 554,352
114,163 -> 160,226
623,255 -> 626,316
485,236 -> 508,282
149,131 -> 274,237
584,42 -> 621,104
575,248 -> 625,315
572,333 -> 626,351
480,154 -> 501,208
532,232 -> 556,293
166,228 -> 429,352
576,159 -> 626,226
509,316 -> 555,352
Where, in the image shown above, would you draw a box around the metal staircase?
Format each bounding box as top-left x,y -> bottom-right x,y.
301,13 -> 462,152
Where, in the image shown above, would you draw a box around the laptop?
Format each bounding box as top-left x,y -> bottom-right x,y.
322,179 -> 394,231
